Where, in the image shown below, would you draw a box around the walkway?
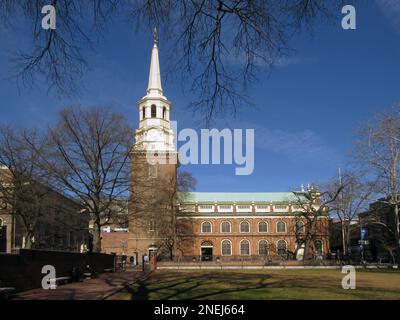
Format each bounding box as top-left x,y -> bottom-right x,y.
14,268 -> 145,300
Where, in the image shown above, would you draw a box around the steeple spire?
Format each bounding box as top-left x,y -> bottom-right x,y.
146,27 -> 163,96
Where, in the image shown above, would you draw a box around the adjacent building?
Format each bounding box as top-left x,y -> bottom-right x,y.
0,166 -> 90,253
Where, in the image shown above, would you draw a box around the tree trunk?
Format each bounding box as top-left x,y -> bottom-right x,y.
92,222 -> 102,253
341,220 -> 347,257
345,221 -> 352,261
23,231 -> 34,249
303,236 -> 311,261
394,204 -> 400,264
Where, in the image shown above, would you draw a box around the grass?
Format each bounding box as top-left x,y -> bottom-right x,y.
108,269 -> 400,300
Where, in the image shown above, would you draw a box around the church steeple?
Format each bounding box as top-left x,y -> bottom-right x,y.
134,30 -> 175,153
146,27 -> 163,97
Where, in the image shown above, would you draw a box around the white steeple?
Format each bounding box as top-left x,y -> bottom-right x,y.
146,27 -> 163,97
134,29 -> 175,153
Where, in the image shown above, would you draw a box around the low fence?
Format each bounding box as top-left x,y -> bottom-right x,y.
157,255 -> 332,264
0,249 -> 115,292
156,255 -> 343,270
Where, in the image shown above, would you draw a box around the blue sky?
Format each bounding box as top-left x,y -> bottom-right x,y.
1,1 -> 400,192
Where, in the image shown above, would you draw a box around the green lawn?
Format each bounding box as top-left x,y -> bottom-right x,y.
108,269 -> 400,300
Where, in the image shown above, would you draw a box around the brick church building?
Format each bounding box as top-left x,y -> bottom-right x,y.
101,34 -> 330,262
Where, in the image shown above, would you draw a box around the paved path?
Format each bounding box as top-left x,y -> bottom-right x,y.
15,268 -> 145,300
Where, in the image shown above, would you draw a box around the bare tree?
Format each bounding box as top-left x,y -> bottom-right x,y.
37,106 -> 133,252
328,171 -> 373,259
158,170 -> 197,260
1,0 -> 344,121
133,0 -> 345,123
0,126 -> 48,249
293,184 -> 343,261
353,105 -> 400,263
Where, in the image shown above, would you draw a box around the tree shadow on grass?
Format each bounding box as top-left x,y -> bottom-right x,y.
128,271 -> 273,300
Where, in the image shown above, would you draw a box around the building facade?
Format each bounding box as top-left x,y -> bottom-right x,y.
176,193 -> 329,261
101,35 -> 330,262
0,166 -> 90,253
359,197 -> 400,262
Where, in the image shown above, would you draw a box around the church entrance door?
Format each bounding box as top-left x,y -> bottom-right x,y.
201,241 -> 213,261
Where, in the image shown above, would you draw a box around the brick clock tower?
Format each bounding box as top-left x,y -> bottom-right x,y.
129,29 -> 178,259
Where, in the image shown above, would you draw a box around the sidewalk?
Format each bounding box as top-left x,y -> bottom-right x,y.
14,268 -> 145,300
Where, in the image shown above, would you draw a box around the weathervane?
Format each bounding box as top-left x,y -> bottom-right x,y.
153,26 -> 158,46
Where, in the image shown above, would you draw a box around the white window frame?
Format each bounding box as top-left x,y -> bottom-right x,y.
239,221 -> 250,233
148,164 -> 158,179
258,221 -> 268,233
149,220 -> 156,232
258,240 -> 269,256
314,239 -> 323,255
220,221 -> 232,233
236,205 -> 252,212
217,205 -> 233,213
276,220 -> 287,233
221,239 -> 232,256
273,205 -> 288,212
201,221 -> 212,233
255,205 -> 269,213
240,239 -> 251,256
276,239 -> 288,255
198,205 -> 214,213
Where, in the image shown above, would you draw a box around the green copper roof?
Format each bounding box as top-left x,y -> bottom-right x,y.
179,192 -> 305,203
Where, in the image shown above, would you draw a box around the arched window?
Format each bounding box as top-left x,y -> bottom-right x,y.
296,221 -> 305,234
220,221 -> 231,233
277,240 -> 287,257
221,240 -> 232,256
151,105 -> 157,118
276,221 -> 286,233
163,107 -> 167,119
258,221 -> 268,233
240,221 -> 250,233
148,164 -> 158,178
201,221 -> 212,233
258,240 -> 268,256
142,107 -> 145,120
240,240 -> 250,256
149,220 -> 156,232
314,240 -> 323,255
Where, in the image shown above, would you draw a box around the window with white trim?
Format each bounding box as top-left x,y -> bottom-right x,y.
277,240 -> 287,257
148,164 -> 158,178
151,105 -> 157,118
221,240 -> 232,256
218,205 -> 233,212
220,221 -> 231,233
276,221 -> 286,233
149,220 -> 156,232
240,221 -> 250,233
201,221 -> 212,233
240,240 -> 250,255
198,205 -> 214,212
314,240 -> 323,255
255,205 -> 269,212
274,205 -> 288,212
258,221 -> 268,233
258,240 -> 268,256
237,205 -> 251,212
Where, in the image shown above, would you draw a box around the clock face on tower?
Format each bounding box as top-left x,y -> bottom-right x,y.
147,129 -> 159,140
